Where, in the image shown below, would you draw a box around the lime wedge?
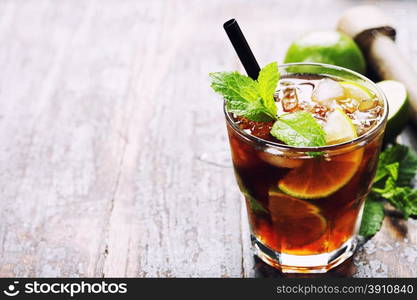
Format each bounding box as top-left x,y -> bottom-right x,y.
278,147 -> 363,199
376,80 -> 409,141
340,81 -> 373,101
323,108 -> 357,145
268,190 -> 327,248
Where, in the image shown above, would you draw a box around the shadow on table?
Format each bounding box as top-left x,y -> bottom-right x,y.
253,255 -> 356,278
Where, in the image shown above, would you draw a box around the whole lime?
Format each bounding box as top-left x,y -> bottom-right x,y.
284,30 -> 366,74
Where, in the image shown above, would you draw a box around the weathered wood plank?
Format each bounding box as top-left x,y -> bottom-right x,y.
0,0 -> 162,277
102,0 -> 245,276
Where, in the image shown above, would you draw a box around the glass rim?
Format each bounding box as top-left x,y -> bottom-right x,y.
224,62 -> 389,152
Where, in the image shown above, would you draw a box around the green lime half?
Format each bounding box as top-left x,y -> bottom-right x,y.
284,30 -> 366,74
376,80 -> 409,141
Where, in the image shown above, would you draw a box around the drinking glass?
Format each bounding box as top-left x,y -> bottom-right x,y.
225,63 -> 388,273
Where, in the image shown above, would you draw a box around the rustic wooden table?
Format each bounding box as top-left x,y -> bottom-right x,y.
1,0 -> 417,278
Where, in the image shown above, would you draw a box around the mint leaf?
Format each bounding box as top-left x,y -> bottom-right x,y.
227,99 -> 275,122
257,62 -> 279,118
231,98 -> 276,122
374,144 -> 406,183
387,187 -> 417,219
360,198 -> 384,237
385,162 -> 399,181
373,183 -> 417,219
374,144 -> 417,186
209,71 -> 259,103
398,147 -> 417,186
370,144 -> 417,220
270,111 -> 326,147
209,63 -> 280,122
372,176 -> 396,198
209,71 -> 275,122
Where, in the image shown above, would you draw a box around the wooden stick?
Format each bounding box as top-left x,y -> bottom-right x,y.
337,5 -> 417,126
367,33 -> 417,123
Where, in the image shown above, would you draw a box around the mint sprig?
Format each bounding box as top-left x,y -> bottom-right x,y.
210,62 -> 326,148
209,62 -> 279,122
360,144 -> 417,237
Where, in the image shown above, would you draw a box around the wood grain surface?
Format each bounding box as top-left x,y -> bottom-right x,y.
0,0 -> 416,278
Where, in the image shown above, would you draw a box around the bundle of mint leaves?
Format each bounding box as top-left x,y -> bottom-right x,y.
359,144 -> 417,237
210,62 -> 327,148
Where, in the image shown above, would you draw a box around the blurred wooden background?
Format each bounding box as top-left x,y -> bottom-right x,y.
0,0 -> 416,277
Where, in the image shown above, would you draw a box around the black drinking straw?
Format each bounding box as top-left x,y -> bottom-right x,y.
223,19 -> 261,80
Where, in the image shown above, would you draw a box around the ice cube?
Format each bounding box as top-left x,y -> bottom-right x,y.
230,138 -> 257,168
350,110 -> 380,136
281,86 -> 299,112
312,78 -> 345,106
258,150 -> 303,168
236,116 -> 273,140
339,99 -> 359,113
311,104 -> 329,120
358,99 -> 378,112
